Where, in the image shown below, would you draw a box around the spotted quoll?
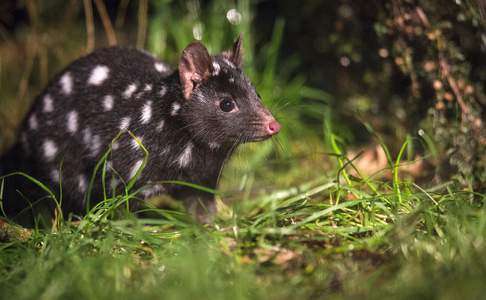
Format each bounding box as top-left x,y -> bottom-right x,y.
0,36 -> 280,223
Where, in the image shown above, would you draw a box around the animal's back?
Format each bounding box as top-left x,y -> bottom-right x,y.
2,47 -> 174,218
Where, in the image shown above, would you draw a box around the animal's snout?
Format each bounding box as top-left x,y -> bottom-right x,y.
266,119 -> 281,135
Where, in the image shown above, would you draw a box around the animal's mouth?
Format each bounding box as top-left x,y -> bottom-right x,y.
244,117 -> 281,143
243,134 -> 275,143
228,118 -> 280,143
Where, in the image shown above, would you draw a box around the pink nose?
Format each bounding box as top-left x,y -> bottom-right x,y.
267,120 -> 281,135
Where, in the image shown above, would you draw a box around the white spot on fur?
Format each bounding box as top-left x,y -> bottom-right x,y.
171,102 -> 181,116
105,160 -> 113,172
159,86 -> 167,96
78,175 -> 87,193
90,135 -> 101,156
29,114 -> 38,130
43,95 -> 54,112
103,95 -> 114,111
51,169 -> 60,183
156,119 -> 165,132
209,142 -> 220,150
112,142 -> 119,150
144,84 -> 152,91
177,142 -> 193,168
82,127 -> 92,145
140,101 -> 152,124
60,73 -> 73,95
212,62 -> 220,75
223,58 -> 236,69
129,159 -> 143,180
229,77 -> 235,83
119,117 -> 131,130
43,139 -> 58,161
123,83 -> 137,99
67,111 -> 78,133
142,184 -> 165,198
130,136 -> 144,151
154,62 -> 168,73
88,65 -> 110,85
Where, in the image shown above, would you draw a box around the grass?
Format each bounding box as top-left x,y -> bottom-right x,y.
1,1 -> 486,299
1,163 -> 485,299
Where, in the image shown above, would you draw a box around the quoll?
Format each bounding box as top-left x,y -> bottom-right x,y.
0,36 -> 280,223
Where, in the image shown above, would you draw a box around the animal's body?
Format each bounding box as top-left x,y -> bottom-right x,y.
0,37 -> 280,223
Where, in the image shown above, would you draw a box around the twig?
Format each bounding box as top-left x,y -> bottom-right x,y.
137,0 -> 148,49
25,0 -> 39,29
414,6 -> 430,28
39,45 -> 48,87
18,31 -> 37,110
94,0 -> 118,46
439,59 -> 470,115
0,219 -> 32,242
416,5 -> 484,144
477,0 -> 486,23
415,6 -> 471,118
83,0 -> 95,52
63,0 -> 80,25
17,50 -> 35,108
115,0 -> 131,29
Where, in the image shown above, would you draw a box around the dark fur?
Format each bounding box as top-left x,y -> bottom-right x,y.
0,40 -> 278,223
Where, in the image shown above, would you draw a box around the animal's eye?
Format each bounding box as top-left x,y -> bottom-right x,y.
219,98 -> 236,112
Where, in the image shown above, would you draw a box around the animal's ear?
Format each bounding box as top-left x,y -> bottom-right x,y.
179,42 -> 213,100
222,34 -> 243,67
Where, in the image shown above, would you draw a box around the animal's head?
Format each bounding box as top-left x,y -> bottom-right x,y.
177,35 -> 280,148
